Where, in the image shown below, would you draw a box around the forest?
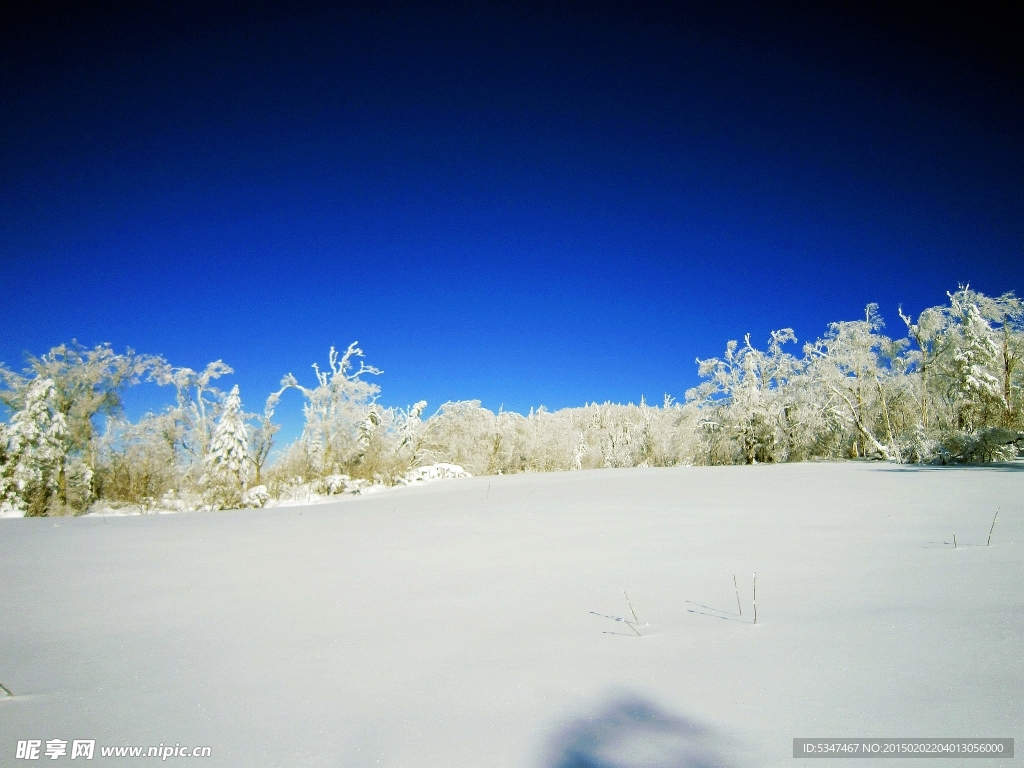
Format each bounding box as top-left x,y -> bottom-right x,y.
2,285 -> 1022,516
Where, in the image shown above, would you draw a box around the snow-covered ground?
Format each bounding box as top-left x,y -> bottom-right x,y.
1,462 -> 1020,766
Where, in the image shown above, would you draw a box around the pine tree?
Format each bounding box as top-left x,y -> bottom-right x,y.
948,294 -> 1002,430
0,378 -> 68,516
204,385 -> 250,486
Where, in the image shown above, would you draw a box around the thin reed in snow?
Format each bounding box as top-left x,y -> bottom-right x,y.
752,572 -> 757,625
623,589 -> 640,624
987,509 -> 999,546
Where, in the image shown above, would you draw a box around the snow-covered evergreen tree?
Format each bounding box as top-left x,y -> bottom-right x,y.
0,378 -> 68,516
946,291 -> 1004,430
205,385 -> 250,487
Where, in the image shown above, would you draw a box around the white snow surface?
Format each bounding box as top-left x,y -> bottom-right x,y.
1,462 -> 1021,766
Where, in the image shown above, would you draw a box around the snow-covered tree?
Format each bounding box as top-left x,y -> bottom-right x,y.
205,385 -> 250,487
279,343 -> 383,479
87,358 -> 237,509
248,384 -> 289,486
0,378 -> 69,516
898,287 -> 1024,462
0,342 -> 161,508
417,401 -> 498,475
687,329 -> 803,464
396,400 -> 427,458
802,305 -> 911,461
152,359 -> 234,463
94,411 -> 181,506
947,293 -> 1001,429
899,303 -> 949,429
413,397 -> 697,474
936,287 -> 1024,432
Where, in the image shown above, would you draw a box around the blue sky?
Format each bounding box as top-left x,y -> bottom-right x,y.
2,3 -> 1021,443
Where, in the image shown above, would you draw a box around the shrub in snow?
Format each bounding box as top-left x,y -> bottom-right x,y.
402,463 -> 472,483
933,427 -> 1024,465
241,485 -> 270,508
342,477 -> 372,494
313,474 -> 350,495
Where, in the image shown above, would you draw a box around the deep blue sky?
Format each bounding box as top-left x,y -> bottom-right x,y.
2,2 -> 1022,441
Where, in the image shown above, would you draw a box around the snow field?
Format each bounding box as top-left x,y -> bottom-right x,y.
1,462 -> 1021,766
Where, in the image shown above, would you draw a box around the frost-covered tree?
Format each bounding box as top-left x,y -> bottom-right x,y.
5,285 -> 1022,514
680,289 -> 1023,466
0,422 -> 8,472
0,342 -> 161,508
92,358 -> 237,508
348,400 -> 433,483
264,344 -> 433,494
946,293 -> 1001,430
248,385 -> 289,486
687,329 -> 803,464
396,400 -> 428,459
989,294 -> 1024,429
95,411 -> 180,506
417,401 -> 496,475
802,305 -> 911,461
0,379 -> 69,516
898,287 -> 1024,462
414,397 -> 697,474
936,287 -> 1024,431
275,343 -> 383,481
205,385 -> 250,487
152,359 -> 234,463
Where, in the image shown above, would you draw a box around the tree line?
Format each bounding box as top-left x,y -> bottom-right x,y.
2,286 -> 1022,516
